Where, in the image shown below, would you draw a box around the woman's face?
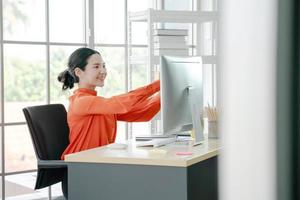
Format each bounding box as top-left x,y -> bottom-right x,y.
75,53 -> 107,90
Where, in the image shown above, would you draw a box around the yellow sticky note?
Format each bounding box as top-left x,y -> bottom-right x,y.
148,149 -> 167,156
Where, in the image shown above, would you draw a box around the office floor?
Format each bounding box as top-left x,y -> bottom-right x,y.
5,172 -> 64,200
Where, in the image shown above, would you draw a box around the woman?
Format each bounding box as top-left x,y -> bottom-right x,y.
58,47 -> 160,159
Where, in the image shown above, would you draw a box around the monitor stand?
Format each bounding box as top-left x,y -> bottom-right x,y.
186,86 -> 204,146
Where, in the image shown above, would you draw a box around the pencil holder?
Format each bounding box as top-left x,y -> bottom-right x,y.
208,121 -> 218,138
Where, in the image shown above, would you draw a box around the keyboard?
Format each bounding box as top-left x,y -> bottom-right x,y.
136,137 -> 176,148
153,137 -> 177,147
135,135 -> 173,141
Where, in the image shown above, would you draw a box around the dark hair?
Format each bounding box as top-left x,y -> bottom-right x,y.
57,47 -> 100,90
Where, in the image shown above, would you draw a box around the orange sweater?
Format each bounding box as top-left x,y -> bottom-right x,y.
61,80 -> 160,159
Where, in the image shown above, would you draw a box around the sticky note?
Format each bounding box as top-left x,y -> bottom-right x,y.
149,149 -> 167,156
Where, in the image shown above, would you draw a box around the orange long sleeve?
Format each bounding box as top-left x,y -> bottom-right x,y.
71,80 -> 160,115
61,80 -> 160,160
116,94 -> 160,122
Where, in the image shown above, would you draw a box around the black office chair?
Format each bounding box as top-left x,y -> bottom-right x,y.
23,104 -> 69,199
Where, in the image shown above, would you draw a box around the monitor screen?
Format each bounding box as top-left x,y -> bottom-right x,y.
160,55 -> 204,144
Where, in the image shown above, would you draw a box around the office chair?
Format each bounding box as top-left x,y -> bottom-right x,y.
23,104 -> 69,199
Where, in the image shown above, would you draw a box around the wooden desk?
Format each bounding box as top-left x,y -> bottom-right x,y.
65,138 -> 220,200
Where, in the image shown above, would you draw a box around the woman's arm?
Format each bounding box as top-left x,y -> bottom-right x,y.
72,80 -> 160,115
116,94 -> 160,122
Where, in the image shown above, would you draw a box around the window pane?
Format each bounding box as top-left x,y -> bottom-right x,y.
49,0 -> 85,43
164,0 -> 193,10
95,47 -> 125,97
3,0 -> 46,41
131,22 -> 147,45
202,22 -> 214,55
5,172 -> 48,199
200,0 -> 215,11
94,0 -> 124,44
50,45 -> 83,104
128,0 -> 150,46
4,44 -> 46,123
130,47 -> 148,68
5,125 -> 36,173
131,48 -> 148,89
128,0 -> 150,12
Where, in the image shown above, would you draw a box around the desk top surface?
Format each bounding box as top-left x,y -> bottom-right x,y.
65,138 -> 220,167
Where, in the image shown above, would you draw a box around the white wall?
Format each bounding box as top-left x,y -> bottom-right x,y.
218,0 -> 277,200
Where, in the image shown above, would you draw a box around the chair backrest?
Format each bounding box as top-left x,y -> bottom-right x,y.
23,104 -> 69,160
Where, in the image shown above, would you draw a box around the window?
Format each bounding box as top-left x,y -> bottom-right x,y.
4,44 -> 47,123
49,0 -> 85,43
1,0 -> 209,199
2,0 -> 85,198
3,0 -> 46,41
94,0 -> 125,44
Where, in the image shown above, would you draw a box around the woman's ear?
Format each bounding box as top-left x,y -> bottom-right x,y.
74,67 -> 82,78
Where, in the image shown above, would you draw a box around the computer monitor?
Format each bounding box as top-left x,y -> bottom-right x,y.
160,55 -> 204,145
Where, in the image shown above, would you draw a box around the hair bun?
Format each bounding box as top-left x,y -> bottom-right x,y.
57,70 -> 68,83
57,69 -> 75,90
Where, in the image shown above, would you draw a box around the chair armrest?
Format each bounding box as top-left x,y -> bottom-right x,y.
38,160 -> 67,168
